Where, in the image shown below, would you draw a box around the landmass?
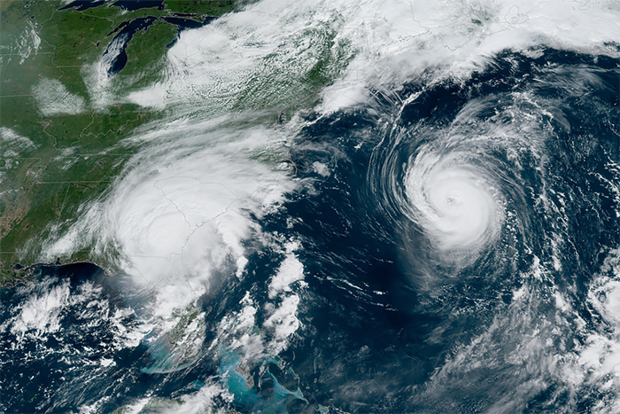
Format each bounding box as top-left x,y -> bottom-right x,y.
1,0 -> 354,285
0,0 -> 241,283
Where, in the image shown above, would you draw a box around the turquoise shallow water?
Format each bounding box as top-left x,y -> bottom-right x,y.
2,48 -> 620,413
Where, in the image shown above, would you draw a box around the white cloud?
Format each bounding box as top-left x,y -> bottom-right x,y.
32,77 -> 86,116
17,21 -> 41,64
120,0 -> 619,114
0,127 -> 35,151
43,116 -> 296,323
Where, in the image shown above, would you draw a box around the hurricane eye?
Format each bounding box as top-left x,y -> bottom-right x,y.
404,153 -> 503,257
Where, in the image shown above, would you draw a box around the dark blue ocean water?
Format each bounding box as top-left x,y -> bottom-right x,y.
1,48 -> 620,413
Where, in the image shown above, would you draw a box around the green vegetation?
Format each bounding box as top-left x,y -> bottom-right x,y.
0,0 -> 242,284
232,21 -> 356,123
164,0 -> 237,15
0,0 -> 351,285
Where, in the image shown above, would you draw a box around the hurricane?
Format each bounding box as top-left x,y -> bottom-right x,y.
288,47 -> 620,412
1,0 -> 620,413
403,136 -> 506,269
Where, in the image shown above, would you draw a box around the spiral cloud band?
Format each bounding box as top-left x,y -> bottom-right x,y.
405,151 -> 502,254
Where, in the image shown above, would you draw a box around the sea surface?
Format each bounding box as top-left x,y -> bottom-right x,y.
2,0 -> 620,413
